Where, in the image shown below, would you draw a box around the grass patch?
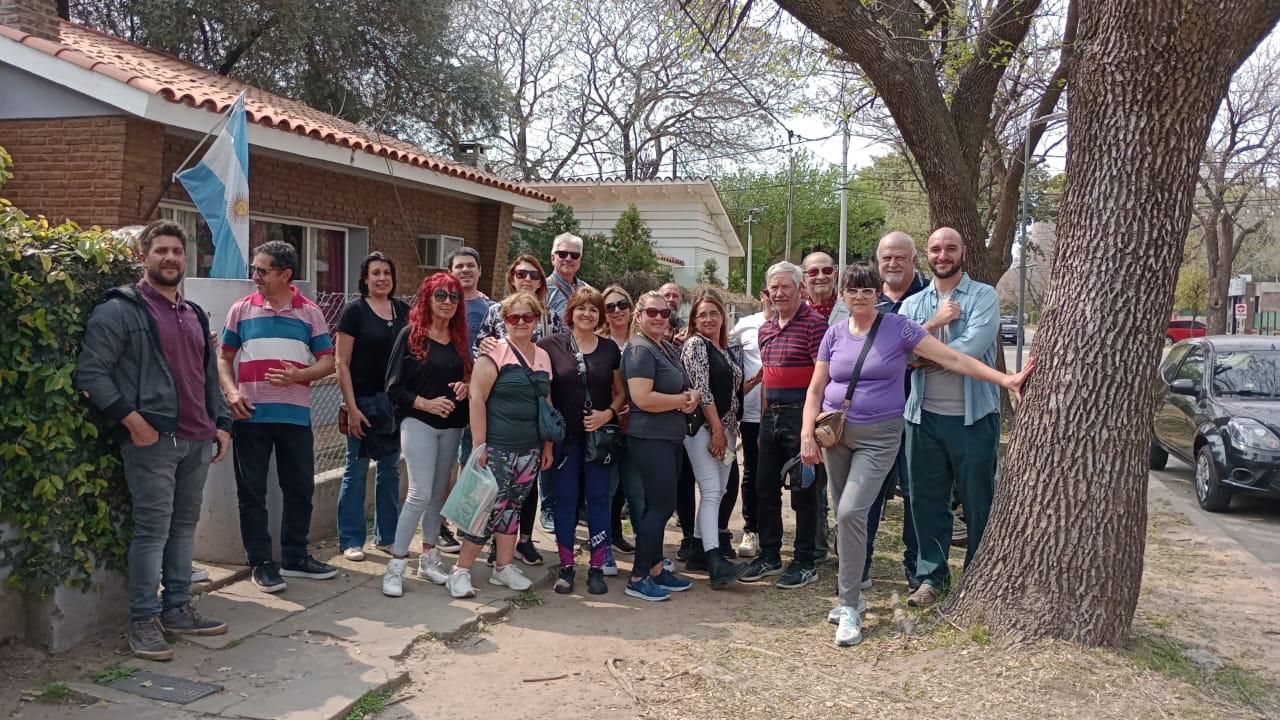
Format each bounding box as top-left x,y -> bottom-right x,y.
35,681 -> 71,703
513,589 -> 543,608
226,639 -> 242,649
967,623 -> 992,646
92,663 -> 137,685
344,678 -> 408,720
1130,634 -> 1278,713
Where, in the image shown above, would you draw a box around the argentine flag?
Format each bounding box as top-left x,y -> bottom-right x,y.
177,96 -> 250,278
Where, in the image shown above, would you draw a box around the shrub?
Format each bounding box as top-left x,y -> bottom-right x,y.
0,146 -> 140,593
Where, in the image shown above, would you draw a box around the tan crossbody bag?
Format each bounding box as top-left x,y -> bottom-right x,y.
813,312 -> 884,448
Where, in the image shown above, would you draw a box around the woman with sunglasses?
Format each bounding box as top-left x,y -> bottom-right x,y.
800,263 -> 1034,646
679,292 -> 750,588
475,254 -> 565,565
600,286 -> 645,557
538,288 -> 625,594
447,292 -> 555,598
621,291 -> 700,601
381,274 -> 471,597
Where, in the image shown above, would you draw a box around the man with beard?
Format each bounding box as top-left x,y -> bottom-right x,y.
660,282 -> 685,339
77,220 -> 232,660
900,227 -> 1001,608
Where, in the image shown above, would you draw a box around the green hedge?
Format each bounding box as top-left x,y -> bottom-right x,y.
0,146 -> 141,593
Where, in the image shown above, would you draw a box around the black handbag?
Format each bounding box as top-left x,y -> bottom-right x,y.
508,340 -> 566,444
570,334 -> 620,466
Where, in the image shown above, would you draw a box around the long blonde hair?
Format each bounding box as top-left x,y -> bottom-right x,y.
599,284 -> 634,339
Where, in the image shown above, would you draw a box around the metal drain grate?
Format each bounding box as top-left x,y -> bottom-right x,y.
107,671 -> 223,704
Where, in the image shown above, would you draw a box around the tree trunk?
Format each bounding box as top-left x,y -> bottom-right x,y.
947,0 -> 1279,646
1207,217 -> 1236,334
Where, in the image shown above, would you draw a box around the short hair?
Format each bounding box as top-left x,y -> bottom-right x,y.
138,219 -> 186,255
255,240 -> 299,280
876,231 -> 917,260
564,287 -> 607,330
552,232 -> 584,252
358,251 -> 397,297
764,261 -> 802,288
801,250 -> 833,268
505,254 -> 548,302
688,292 -> 729,349
447,246 -> 480,269
841,262 -> 882,291
500,290 -> 545,318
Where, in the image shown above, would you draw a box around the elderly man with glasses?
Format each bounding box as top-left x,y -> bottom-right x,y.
546,232 -> 591,320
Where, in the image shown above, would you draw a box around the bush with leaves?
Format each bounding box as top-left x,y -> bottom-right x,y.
0,146 -> 140,593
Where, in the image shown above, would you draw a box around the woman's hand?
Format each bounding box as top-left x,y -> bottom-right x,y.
1003,356 -> 1037,402
708,426 -> 727,460
800,434 -> 822,465
584,408 -> 612,432
478,337 -> 500,354
346,407 -> 370,439
540,441 -> 554,470
681,389 -> 702,414
475,445 -> 489,469
450,381 -> 469,402
414,395 -> 456,417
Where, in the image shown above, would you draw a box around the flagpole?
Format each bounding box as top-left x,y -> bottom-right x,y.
138,90 -> 247,221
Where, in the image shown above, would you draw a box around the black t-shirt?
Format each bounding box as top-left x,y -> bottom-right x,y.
538,333 -> 621,437
336,298 -> 410,397
385,328 -> 468,429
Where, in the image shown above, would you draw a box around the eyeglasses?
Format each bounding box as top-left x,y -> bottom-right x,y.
694,311 -> 722,321
605,300 -> 631,313
433,290 -> 461,304
513,269 -> 541,280
505,312 -> 538,325
247,265 -> 274,278
554,250 -> 582,260
844,287 -> 878,298
642,307 -> 672,319
806,266 -> 836,277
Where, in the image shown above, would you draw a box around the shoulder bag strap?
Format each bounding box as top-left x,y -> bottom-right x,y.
838,312 -> 885,412
643,335 -> 690,391
568,333 -> 594,412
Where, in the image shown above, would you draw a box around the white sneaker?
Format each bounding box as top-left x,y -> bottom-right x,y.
191,567 -> 210,583
488,564 -> 533,591
447,568 -> 475,598
860,577 -> 873,590
344,547 -> 366,562
382,558 -> 406,597
827,596 -> 868,624
835,606 -> 863,647
737,532 -> 759,558
417,549 -> 449,585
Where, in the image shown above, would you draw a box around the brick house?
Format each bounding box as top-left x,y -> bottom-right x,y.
0,2 -> 553,298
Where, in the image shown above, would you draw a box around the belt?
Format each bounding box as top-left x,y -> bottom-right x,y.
766,402 -> 803,414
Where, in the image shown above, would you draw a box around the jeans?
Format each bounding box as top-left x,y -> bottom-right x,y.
821,418 -> 903,609
863,428 -> 918,579
756,403 -> 821,565
550,436 -> 611,568
232,422 -> 315,567
336,435 -> 400,550
735,421 -> 760,533
122,436 -> 212,620
683,427 -> 736,550
627,436 -> 683,578
392,420 -> 463,557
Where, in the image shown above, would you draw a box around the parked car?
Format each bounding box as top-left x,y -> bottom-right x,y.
1150,336 -> 1280,511
999,315 -> 1021,344
1165,319 -> 1207,345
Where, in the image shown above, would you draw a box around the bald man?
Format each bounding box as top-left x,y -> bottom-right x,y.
899,227 -> 1001,608
801,251 -> 838,320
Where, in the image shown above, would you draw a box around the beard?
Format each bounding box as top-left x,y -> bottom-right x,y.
929,261 -> 961,279
146,265 -> 184,287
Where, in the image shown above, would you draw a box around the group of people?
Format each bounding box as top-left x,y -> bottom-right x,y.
76,218 -> 1031,661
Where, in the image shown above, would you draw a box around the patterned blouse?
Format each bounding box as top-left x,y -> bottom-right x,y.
680,333 -> 742,438
475,301 -> 567,346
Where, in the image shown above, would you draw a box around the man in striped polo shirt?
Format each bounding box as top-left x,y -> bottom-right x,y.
740,261 -> 828,590
218,241 -> 337,593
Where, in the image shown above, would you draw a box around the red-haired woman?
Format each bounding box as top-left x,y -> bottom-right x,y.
381,273 -> 472,597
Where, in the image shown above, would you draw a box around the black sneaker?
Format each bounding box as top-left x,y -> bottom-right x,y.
554,566 -> 575,594
587,567 -> 608,595
280,555 -> 338,580
515,539 -> 544,566
813,549 -> 831,564
128,617 -> 173,661
776,562 -> 819,589
437,525 -> 462,555
676,536 -> 694,561
739,556 -> 783,583
251,562 -> 287,593
160,602 -> 227,636
611,534 -> 636,554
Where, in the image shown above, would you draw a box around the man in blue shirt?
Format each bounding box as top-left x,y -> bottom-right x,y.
448,247 -> 494,351
546,233 -> 590,320
900,227 -> 1001,608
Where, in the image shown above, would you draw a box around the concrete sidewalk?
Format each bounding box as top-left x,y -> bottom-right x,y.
19,536 -> 560,720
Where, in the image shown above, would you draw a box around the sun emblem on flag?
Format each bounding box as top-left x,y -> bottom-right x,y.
227,193 -> 250,224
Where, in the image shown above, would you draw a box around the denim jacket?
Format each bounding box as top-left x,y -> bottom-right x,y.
900,273 -> 1000,426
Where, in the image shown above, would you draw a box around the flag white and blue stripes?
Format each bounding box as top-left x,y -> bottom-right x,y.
177,96 -> 250,279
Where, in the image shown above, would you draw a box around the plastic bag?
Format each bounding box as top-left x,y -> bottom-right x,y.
441,443 -> 499,537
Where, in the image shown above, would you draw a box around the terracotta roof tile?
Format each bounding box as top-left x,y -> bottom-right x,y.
0,21 -> 553,203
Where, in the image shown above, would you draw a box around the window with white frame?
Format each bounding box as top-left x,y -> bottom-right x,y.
416,234 -> 464,268
159,205 -> 349,293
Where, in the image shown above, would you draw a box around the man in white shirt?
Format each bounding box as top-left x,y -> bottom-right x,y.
728,289 -> 771,557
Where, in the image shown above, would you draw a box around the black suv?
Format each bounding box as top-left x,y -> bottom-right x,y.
999,315 -> 1021,344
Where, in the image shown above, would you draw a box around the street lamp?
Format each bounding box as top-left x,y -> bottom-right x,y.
1017,110 -> 1068,371
744,206 -> 764,297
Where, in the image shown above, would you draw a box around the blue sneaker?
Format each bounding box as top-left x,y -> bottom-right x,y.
654,569 -> 692,592
661,557 -> 675,573
603,546 -> 619,576
624,576 -> 670,602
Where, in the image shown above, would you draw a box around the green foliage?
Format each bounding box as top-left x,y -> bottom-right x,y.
728,268 -> 745,294
0,148 -> 139,593
35,681 -> 72,704
696,258 -> 722,286
92,664 -> 138,685
508,202 -> 580,273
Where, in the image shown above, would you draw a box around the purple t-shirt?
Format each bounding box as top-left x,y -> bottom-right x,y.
137,280 -> 216,441
817,313 -> 928,423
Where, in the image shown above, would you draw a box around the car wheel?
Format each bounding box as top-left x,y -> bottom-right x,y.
1194,444 -> 1231,512
1149,440 -> 1168,470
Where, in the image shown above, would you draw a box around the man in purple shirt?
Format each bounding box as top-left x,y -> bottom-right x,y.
77,220 -> 232,661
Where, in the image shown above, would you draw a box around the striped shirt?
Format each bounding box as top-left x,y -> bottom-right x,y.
758,303 -> 826,405
221,287 -> 334,426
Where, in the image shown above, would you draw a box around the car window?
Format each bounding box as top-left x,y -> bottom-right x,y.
1174,347 -> 1205,388
1212,349 -> 1280,398
1160,345 -> 1190,382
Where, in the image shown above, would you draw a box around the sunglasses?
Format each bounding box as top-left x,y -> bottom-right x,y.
806,266 -> 836,277
505,312 -> 538,325
512,269 -> 541,280
554,250 -> 582,260
433,290 -> 461,304
642,307 -> 673,319
605,300 -> 631,313
843,287 -> 878,298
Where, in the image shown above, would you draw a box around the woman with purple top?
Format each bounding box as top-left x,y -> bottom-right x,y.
800,263 -> 1034,648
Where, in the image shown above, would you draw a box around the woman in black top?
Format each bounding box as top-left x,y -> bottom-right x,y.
334,252 -> 409,561
538,288 -> 625,595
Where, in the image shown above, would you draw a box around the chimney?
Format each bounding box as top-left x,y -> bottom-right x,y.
453,142 -> 489,173
0,0 -> 61,41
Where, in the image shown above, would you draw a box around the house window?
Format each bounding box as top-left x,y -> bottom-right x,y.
417,234 -> 464,268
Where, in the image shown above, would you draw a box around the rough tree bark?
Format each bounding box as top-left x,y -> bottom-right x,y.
946,0 -> 1280,645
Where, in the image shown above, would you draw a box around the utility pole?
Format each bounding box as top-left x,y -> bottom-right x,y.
785,131 -> 795,261
838,106 -> 850,281
744,206 -> 763,297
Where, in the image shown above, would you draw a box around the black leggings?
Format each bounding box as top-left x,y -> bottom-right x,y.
628,436 -> 683,578
519,474 -> 538,537
676,452 -> 696,539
